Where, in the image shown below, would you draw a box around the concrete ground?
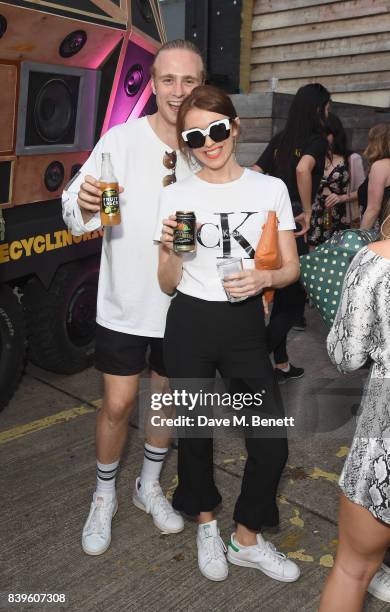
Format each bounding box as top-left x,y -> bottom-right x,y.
0,307 -> 388,612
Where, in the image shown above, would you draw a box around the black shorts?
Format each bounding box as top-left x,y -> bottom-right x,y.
95,324 -> 166,376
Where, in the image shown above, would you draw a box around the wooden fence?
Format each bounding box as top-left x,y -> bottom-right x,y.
248,0 -> 390,108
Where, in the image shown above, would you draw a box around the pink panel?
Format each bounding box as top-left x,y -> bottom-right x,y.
102,29 -> 159,132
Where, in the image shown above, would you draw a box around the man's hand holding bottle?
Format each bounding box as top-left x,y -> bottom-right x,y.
77,176 -> 125,224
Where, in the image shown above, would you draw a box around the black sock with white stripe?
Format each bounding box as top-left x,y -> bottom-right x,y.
96,459 -> 120,496
139,443 -> 168,489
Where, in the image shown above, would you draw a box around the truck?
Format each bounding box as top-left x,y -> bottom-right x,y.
0,0 -> 163,409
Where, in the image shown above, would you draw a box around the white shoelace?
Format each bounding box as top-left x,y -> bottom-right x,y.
85,498 -> 110,537
261,541 -> 287,565
144,486 -> 175,519
201,533 -> 227,564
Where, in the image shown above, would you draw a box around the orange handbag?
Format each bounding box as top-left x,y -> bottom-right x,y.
254,211 -> 281,303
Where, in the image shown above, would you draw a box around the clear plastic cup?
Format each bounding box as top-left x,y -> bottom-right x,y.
216,257 -> 247,303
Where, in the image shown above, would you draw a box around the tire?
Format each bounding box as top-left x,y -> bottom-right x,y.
0,284 -> 26,411
24,258 -> 100,374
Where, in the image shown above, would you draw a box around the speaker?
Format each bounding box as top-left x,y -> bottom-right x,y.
0,0 -> 161,213
130,0 -> 160,41
0,0 -> 128,28
0,3 -> 125,68
16,62 -> 101,155
0,63 -> 17,154
12,152 -> 89,206
103,29 -> 158,132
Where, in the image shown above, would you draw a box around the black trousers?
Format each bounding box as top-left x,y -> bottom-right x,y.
267,234 -> 307,364
163,292 -> 288,531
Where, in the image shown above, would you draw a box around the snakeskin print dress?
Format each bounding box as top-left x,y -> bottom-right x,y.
327,246 -> 390,524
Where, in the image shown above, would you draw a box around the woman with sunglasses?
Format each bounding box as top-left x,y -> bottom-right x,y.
155,85 -> 300,582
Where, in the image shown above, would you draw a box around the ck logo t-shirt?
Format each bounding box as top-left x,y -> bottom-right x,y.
154,168 -> 296,301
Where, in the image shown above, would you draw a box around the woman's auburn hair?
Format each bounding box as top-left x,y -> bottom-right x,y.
176,85 -> 239,161
364,123 -> 390,169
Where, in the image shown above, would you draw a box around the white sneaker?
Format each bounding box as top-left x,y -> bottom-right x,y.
227,533 -> 300,582
368,564 -> 390,602
82,492 -> 118,556
197,520 -> 228,582
132,477 -> 184,534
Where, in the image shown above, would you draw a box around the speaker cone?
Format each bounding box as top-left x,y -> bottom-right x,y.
124,64 -> 144,97
34,79 -> 74,143
70,164 -> 82,179
59,30 -> 87,58
0,15 -> 7,38
44,161 -> 65,192
136,0 -> 153,23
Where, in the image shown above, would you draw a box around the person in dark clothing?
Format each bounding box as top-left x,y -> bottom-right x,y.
309,113 -> 365,246
253,83 -> 330,381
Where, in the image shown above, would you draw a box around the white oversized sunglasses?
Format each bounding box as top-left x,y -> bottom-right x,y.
181,118 -> 232,149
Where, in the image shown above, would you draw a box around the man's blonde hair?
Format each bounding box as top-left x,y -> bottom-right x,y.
151,39 -> 206,82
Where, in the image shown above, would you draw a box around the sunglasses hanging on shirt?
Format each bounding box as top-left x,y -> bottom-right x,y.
163,150 -> 177,187
182,118 -> 233,149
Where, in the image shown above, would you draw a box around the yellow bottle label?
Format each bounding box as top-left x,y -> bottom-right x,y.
102,188 -> 119,215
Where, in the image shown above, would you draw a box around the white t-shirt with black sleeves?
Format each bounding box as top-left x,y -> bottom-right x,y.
154,168 -> 295,301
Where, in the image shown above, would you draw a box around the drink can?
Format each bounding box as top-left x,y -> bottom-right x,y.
174,211 -> 196,253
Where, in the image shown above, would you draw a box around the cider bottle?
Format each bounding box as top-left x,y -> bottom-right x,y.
99,152 -> 121,226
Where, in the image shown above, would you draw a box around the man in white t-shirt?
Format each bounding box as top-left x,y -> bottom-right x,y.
62,40 -> 204,555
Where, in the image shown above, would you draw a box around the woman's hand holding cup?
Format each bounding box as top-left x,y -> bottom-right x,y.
224,269 -> 273,298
